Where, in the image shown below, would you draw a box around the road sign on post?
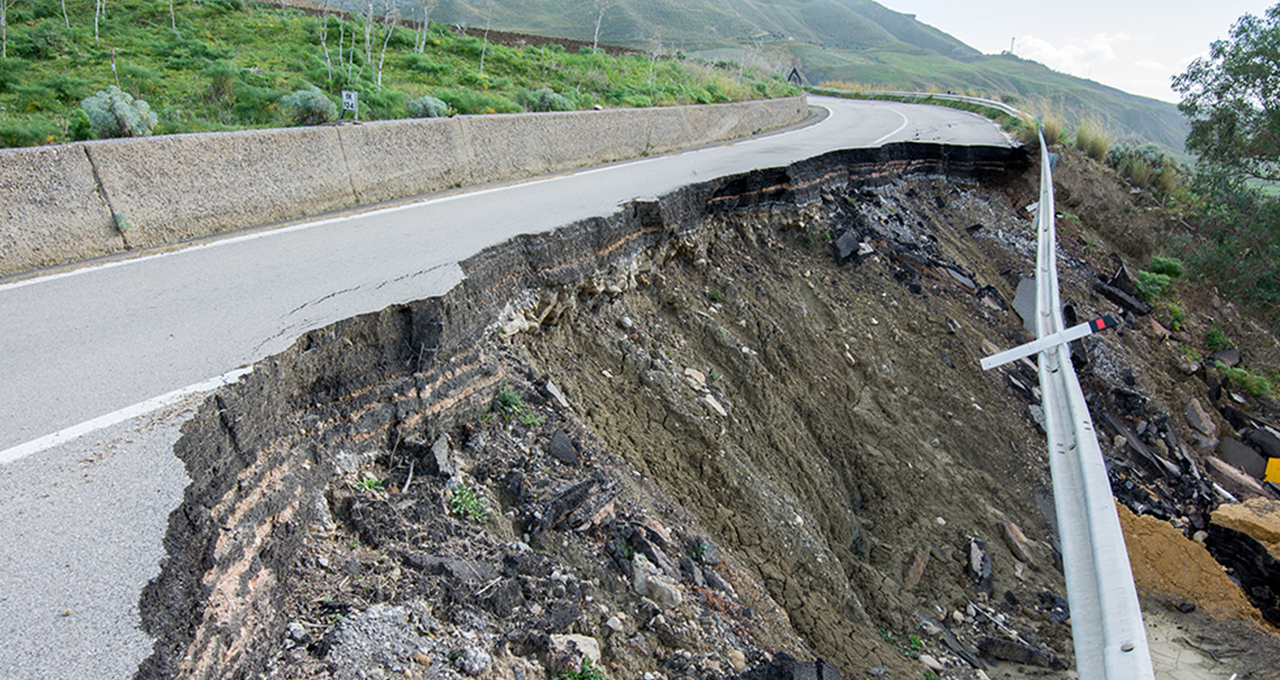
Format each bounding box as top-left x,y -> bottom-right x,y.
341,90 -> 358,120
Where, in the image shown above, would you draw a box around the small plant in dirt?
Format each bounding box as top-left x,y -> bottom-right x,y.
707,289 -> 725,303
553,657 -> 605,680
689,540 -> 708,561
1216,362 -> 1277,398
448,483 -> 489,521
351,475 -> 385,492
80,86 -> 157,138
1135,257 -> 1184,303
1207,327 -> 1231,351
904,633 -> 924,659
488,382 -> 544,425
280,86 -> 337,126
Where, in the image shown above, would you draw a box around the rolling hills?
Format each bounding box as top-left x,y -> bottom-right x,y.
396,0 -> 1189,149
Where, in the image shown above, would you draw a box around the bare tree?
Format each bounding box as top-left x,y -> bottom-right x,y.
1,0 -> 14,59
60,0 -> 69,29
478,2 -> 492,75
592,0 -> 608,55
415,0 -> 436,54
318,2 -> 334,82
375,5 -> 398,89
647,28 -> 664,99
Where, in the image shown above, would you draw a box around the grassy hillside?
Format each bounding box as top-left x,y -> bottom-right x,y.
400,0 -> 1188,150
0,0 -> 797,147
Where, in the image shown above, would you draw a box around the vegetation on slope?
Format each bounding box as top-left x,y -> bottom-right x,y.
0,0 -> 798,147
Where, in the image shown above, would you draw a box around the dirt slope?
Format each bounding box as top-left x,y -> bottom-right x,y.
138,143 -> 1280,680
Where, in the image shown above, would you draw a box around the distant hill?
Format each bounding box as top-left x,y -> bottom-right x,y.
383,0 -> 1187,150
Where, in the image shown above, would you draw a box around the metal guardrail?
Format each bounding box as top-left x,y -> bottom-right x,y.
1028,131 -> 1154,680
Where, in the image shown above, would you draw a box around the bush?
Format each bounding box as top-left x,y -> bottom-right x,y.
1134,270 -> 1173,303
1107,142 -> 1181,193
1073,118 -> 1110,160
401,53 -> 450,75
202,61 -> 239,101
280,86 -> 337,125
69,108 -> 94,141
1149,256 -> 1185,278
0,117 -> 60,147
436,89 -> 520,114
407,95 -> 450,117
81,86 -> 158,138
517,86 -> 575,112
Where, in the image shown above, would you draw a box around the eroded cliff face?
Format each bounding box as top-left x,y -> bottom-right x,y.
135,140 -> 1149,680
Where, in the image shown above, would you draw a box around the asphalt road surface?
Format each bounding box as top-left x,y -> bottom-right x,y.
0,96 -> 1012,680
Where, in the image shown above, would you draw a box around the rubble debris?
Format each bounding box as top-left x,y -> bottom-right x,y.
1001,522 -> 1040,571
976,636 -> 1066,670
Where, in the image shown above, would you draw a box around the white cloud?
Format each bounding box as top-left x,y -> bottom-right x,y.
1014,33 -> 1133,76
1135,58 -> 1165,70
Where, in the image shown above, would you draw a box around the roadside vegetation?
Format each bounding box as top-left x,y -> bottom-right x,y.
0,0 -> 798,147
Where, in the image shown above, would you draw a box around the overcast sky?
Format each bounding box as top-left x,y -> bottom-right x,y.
888,1 -> 1273,103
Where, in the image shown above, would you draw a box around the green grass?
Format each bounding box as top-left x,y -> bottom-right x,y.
0,0 -> 798,147
447,482 -> 489,522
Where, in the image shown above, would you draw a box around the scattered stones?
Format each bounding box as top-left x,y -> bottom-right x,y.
429,434 -> 458,478
976,636 -> 1065,669
632,554 -> 683,608
967,538 -> 993,594
605,615 -> 624,633
545,380 -> 571,409
729,649 -> 747,673
548,429 -> 579,466
1218,438 -> 1268,480
1001,522 -> 1039,571
1209,347 -> 1242,368
904,547 -> 930,590
1186,398 -> 1217,438
918,654 -> 944,672
704,395 -> 728,417
551,633 -> 601,663
457,647 -> 492,676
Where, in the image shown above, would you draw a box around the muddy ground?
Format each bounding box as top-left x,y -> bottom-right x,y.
139,144 -> 1280,680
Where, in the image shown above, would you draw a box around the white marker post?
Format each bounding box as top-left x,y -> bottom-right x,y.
341,90 -> 359,121
982,315 -> 1117,371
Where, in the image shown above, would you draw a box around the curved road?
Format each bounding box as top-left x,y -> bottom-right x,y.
0,96 -> 1011,680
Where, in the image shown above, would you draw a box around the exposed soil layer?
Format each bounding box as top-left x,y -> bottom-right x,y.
138,142 -> 1280,680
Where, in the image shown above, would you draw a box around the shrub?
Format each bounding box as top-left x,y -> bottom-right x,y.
201,60 -> 239,101
39,74 -> 90,103
1207,327 -> 1231,351
12,84 -> 57,112
436,89 -> 520,114
81,86 -> 158,138
69,108 -> 94,141
0,58 -> 32,93
401,53 -> 451,75
1107,142 -> 1181,193
280,86 -> 337,125
1074,117 -> 1110,160
407,95 -> 450,117
1040,112 -> 1063,145
1149,256 -> 1185,278
1134,270 -> 1172,303
0,117 -> 60,147
517,86 -> 575,112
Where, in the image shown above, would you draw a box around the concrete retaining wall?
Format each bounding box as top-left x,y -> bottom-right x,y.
0,96 -> 807,277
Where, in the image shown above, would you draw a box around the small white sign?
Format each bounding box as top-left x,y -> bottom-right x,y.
341,90 -> 358,115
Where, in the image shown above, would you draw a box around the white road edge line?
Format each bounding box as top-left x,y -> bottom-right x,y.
870,107 -> 911,147
0,366 -> 254,465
